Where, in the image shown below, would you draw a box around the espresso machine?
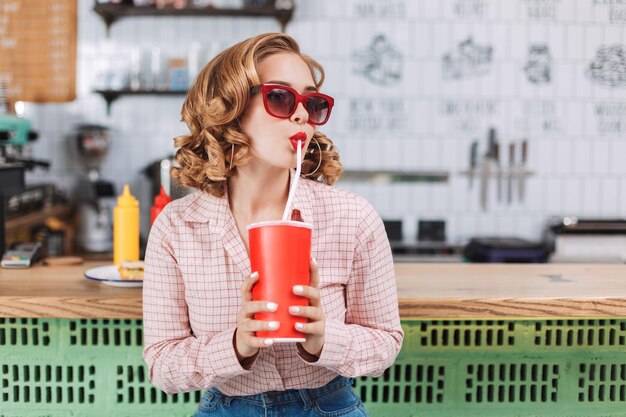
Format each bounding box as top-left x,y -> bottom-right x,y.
71,124 -> 116,253
0,163 -> 24,255
0,82 -> 47,254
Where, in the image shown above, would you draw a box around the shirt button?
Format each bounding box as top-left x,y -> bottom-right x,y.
271,381 -> 278,390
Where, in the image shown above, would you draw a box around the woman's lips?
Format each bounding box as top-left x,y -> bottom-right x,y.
290,139 -> 306,150
289,132 -> 307,150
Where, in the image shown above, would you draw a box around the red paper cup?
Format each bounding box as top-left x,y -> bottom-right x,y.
248,220 -> 312,342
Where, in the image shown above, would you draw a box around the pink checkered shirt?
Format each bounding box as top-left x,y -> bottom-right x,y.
143,173 -> 404,396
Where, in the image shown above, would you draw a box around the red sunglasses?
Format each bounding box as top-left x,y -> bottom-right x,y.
250,84 -> 334,126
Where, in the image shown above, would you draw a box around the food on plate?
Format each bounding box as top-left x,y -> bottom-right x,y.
118,260 -> 144,280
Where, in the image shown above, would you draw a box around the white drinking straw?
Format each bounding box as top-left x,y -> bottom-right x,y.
282,140 -> 303,220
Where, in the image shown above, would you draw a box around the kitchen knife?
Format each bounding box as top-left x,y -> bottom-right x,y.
488,128 -> 497,158
479,153 -> 491,211
494,141 -> 501,203
469,140 -> 478,189
480,128 -> 497,211
519,139 -> 528,202
507,143 -> 515,204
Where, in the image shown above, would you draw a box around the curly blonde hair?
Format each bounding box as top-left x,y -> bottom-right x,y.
172,32 -> 343,197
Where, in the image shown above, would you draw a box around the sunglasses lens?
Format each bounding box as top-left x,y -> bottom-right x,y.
266,88 -> 295,117
306,96 -> 330,124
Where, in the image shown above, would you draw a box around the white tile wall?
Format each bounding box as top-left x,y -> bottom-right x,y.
22,0 -> 626,242
619,179 -> 626,211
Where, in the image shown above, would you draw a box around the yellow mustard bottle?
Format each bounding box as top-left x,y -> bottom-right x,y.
113,184 -> 139,266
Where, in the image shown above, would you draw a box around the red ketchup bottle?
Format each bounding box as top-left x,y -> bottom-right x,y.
150,186 -> 173,225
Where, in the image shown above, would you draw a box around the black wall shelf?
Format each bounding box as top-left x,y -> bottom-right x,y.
93,3 -> 294,33
92,2 -> 294,112
94,89 -> 187,114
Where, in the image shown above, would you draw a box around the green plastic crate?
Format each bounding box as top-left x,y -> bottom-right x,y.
1,318 -> 625,417
356,319 -> 626,417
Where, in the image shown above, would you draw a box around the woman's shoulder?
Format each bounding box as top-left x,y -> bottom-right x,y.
156,190 -> 225,225
302,178 -> 375,215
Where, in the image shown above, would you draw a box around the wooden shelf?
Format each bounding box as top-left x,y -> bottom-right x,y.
94,89 -> 187,114
93,2 -> 294,32
6,204 -> 74,234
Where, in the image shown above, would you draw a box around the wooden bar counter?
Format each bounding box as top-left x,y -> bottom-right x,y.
2,262 -> 626,417
1,261 -> 625,319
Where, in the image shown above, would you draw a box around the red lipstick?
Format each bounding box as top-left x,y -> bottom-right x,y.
289,132 -> 307,150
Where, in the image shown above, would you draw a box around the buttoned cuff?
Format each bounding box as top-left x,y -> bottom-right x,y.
296,342 -> 319,363
205,327 -> 254,377
307,319 -> 350,369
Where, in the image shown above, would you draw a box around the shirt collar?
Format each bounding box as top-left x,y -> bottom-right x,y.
178,171 -> 315,277
178,190 -> 230,229
178,169 -> 315,228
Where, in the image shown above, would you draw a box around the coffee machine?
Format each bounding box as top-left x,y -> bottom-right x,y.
0,163 -> 24,255
71,124 -> 115,253
0,82 -> 47,254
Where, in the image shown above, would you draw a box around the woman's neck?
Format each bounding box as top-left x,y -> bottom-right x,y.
227,164 -> 291,222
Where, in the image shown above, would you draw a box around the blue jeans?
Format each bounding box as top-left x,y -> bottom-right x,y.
193,375 -> 369,417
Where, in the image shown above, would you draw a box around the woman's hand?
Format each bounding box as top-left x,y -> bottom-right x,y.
290,258 -> 325,358
234,271 -> 280,361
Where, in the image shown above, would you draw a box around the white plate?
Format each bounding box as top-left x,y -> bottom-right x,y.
84,265 -> 143,288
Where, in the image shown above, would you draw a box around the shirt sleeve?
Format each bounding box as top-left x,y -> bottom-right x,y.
301,200 -> 404,377
142,208 -> 251,394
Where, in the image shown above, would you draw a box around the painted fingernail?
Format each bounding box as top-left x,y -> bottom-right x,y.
267,302 -> 278,311
268,321 -> 279,329
295,323 -> 304,330
250,272 -> 259,279
293,285 -> 304,294
289,306 -> 300,314
264,339 -> 274,345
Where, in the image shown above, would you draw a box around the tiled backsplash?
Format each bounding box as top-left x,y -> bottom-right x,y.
24,0 -> 626,243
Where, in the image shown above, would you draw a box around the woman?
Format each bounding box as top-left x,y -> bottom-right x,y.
143,32 -> 403,416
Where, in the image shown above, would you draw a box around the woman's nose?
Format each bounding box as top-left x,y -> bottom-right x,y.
290,102 -> 309,124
